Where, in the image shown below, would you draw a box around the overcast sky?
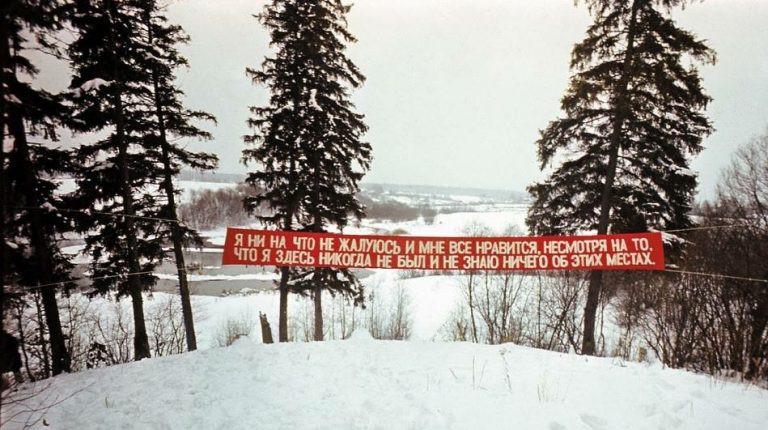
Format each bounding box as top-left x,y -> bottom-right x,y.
39,0 -> 768,199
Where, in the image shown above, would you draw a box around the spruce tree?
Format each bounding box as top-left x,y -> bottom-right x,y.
140,0 -> 218,352
68,0 -> 161,360
244,0 -> 371,341
2,0 -> 74,375
293,0 -> 370,341
526,0 -> 714,355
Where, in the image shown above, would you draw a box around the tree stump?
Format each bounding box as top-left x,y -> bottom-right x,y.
260,313 -> 274,344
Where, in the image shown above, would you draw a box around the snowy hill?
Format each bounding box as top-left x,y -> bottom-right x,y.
18,178 -> 764,429
5,336 -> 766,429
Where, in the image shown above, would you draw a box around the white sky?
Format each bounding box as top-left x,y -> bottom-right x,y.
36,0 -> 768,199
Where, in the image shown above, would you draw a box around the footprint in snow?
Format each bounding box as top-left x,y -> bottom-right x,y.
548,421 -> 566,430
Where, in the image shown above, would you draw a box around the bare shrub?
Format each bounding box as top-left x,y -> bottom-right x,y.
179,184 -> 259,230
289,298 -> 316,342
214,310 -> 255,347
357,195 -> 419,222
9,292 -> 199,376
529,272 -> 587,354
9,292 -> 52,381
287,283 -> 413,341
472,271 -> 528,344
634,133 -> 768,382
371,284 -> 412,340
639,273 -> 709,369
146,295 -> 187,357
441,307 -> 471,342
78,300 -> 134,367
397,269 -> 426,280
441,271 -> 588,354
443,221 -> 538,346
321,292 -> 363,341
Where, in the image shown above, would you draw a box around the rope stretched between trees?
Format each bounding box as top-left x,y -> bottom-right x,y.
9,206 -> 765,232
12,266 -> 767,291
660,223 -> 761,233
9,206 -> 181,224
664,269 -> 768,284
5,206 -> 767,289
17,270 -> 158,291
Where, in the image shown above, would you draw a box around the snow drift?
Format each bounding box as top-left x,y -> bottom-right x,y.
4,337 -> 766,429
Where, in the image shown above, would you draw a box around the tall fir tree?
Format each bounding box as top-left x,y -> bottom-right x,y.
140,0 -> 218,352
526,0 -> 714,355
68,0 -> 162,360
2,0 -> 74,375
244,0 -> 371,341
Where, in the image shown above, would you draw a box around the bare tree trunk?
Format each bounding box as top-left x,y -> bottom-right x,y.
105,0 -> 150,361
259,313 -> 274,344
0,9 -> 8,346
15,307 -> 34,381
313,281 -> 323,341
276,150 -> 298,342
467,272 -> 478,343
7,104 -> 70,375
34,292 -> 51,378
746,298 -> 768,379
143,7 -> 197,351
278,267 -> 289,342
583,0 -> 641,356
311,150 -> 323,341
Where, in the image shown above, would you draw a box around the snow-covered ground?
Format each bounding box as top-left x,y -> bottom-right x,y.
5,332 -> 766,429
14,180 -> 762,428
5,271 -> 768,429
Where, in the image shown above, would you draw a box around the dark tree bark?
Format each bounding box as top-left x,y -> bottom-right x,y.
313,281 -> 323,341
116,131 -> 151,361
278,267 -> 290,342
0,7 -> 10,352
260,313 -> 274,344
144,8 -> 197,352
105,0 -> 150,360
278,190 -> 296,342
746,292 -> 768,379
580,0 -> 639,355
7,106 -> 70,374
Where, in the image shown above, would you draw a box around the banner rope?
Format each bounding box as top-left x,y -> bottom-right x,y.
5,206 -> 767,289
10,265 -> 275,291
10,266 -> 767,291
663,269 -> 768,284
660,223 -> 762,233
9,206 -> 765,232
9,206 -> 181,224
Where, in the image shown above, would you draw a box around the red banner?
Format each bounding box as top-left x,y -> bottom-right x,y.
221,228 -> 665,271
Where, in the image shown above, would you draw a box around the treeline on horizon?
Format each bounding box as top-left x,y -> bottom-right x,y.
1,0 -> 766,390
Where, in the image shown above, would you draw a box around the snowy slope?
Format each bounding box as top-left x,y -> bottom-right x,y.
23,181 -> 765,428
4,336 -> 766,429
